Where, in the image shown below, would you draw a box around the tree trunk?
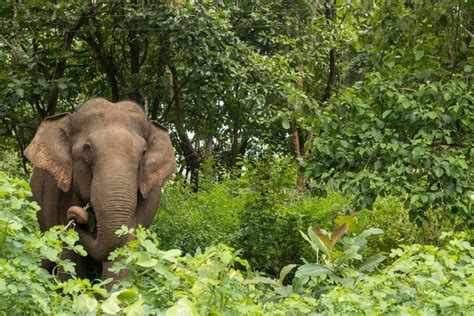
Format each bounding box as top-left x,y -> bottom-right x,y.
291,0 -> 335,192
168,65 -> 201,190
150,40 -> 168,120
128,29 -> 141,103
230,119 -> 240,167
83,28 -> 122,102
323,48 -> 336,101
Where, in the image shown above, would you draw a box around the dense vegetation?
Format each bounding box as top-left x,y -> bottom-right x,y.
1,172 -> 473,314
0,0 -> 473,314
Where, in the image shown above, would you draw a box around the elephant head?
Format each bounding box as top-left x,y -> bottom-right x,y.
24,98 -> 177,262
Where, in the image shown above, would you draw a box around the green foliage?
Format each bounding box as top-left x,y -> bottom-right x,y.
0,149 -> 29,179
318,232 -> 474,315
155,158 -> 349,275
300,0 -> 474,223
308,74 -> 473,222
1,0 -> 472,311
296,225 -> 385,290
355,196 -> 462,255
1,0 -> 471,223
153,175 -> 244,252
110,227 -> 260,314
0,173 -> 472,314
156,158 -> 466,274
246,223 -> 385,299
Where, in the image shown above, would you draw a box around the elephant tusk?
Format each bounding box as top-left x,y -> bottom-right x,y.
63,219 -> 76,231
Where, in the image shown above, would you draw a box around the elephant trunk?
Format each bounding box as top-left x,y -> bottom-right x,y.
77,171 -> 137,262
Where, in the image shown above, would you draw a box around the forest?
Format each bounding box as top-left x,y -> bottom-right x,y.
0,0 -> 473,314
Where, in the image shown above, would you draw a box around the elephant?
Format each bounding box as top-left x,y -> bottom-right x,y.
24,98 -> 177,279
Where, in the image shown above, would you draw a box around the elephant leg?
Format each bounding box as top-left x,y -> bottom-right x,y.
54,249 -> 87,280
41,259 -> 55,274
31,169 -> 64,231
102,261 -> 130,282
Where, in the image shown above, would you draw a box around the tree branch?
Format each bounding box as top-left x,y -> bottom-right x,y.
46,5 -> 97,116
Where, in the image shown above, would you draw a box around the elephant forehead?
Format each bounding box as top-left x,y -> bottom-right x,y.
91,126 -> 145,144
71,100 -> 148,136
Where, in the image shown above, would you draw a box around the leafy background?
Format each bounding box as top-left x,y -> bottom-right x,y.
0,0 -> 473,314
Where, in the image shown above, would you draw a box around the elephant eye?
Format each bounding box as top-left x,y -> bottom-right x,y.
83,143 -> 92,152
142,147 -> 147,155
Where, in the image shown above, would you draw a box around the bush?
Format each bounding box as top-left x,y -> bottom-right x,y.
245,225 -> 474,315
0,172 -> 472,314
152,176 -> 244,252
354,196 -> 464,257
307,75 -> 474,224
0,148 -> 30,179
318,232 -> 474,315
154,158 -> 350,275
155,158 -> 465,275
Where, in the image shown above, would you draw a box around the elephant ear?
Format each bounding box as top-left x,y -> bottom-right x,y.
24,113 -> 72,192
139,121 -> 177,198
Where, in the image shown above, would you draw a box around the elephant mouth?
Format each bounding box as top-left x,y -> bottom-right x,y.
83,204 -> 97,234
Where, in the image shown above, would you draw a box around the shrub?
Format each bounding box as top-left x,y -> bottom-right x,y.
306,74 -> 474,224
355,196 -> 464,256
0,149 -> 30,179
154,158 -> 463,275
0,172 -> 472,314
317,232 -> 474,315
155,158 -> 350,275
152,177 -> 244,252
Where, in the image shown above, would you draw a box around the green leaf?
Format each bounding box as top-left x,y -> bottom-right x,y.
275,285 -> 293,297
374,160 -> 382,171
415,50 -> 424,61
74,294 -> 98,312
358,254 -> 386,272
101,300 -> 121,314
136,252 -> 158,268
142,239 -> 158,254
163,249 -> 182,262
166,299 -> 197,316
10,196 -> 22,209
41,246 -> 59,262
281,117 -> 290,130
244,277 -> 279,287
443,91 -> 451,101
382,110 -> 392,119
356,228 -> 384,240
219,250 -> 232,264
117,289 -> 138,303
334,215 -> 357,234
302,228 -> 331,257
279,264 -> 298,284
401,99 -> 411,109
433,166 -> 444,178
58,82 -> 67,90
295,263 -> 333,278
